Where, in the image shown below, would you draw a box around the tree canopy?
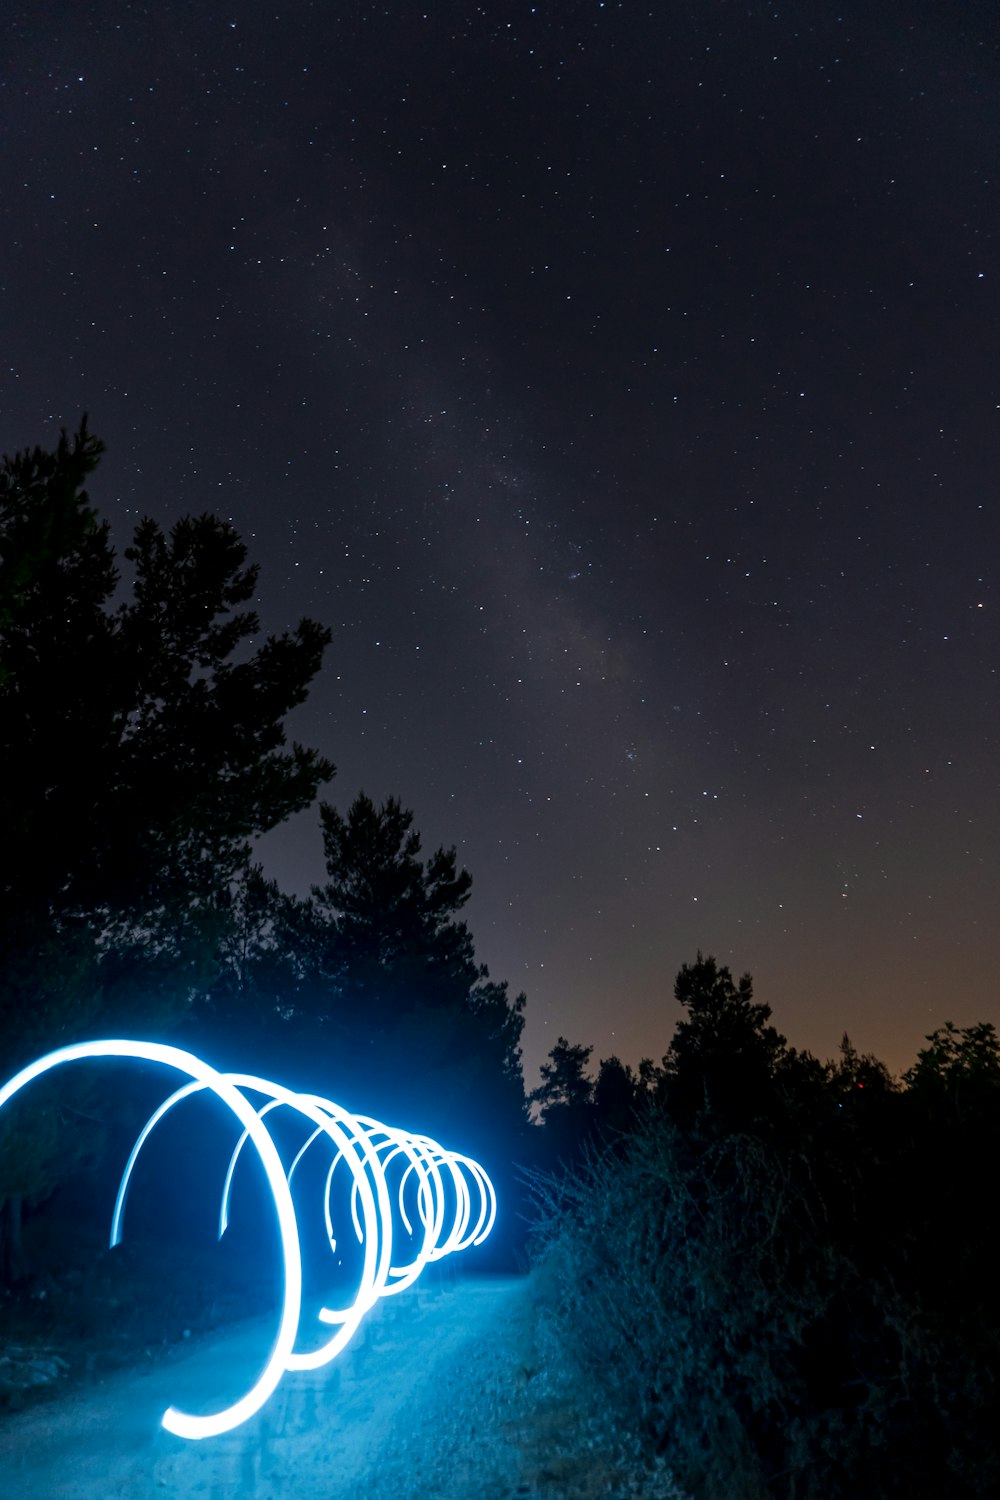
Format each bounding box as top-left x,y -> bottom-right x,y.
903,1020 -> 1000,1121
0,421 -> 334,945
0,421 -> 533,1283
313,794 -> 475,1019
0,421 -> 336,1269
663,951 -> 787,1123
306,793 -> 527,1128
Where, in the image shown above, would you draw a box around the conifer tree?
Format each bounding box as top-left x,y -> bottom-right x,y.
0,421 -> 335,1275
664,951 -> 787,1124
311,793 -> 526,1130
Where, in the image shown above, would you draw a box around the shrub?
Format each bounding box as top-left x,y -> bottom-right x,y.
528,1111 -> 999,1499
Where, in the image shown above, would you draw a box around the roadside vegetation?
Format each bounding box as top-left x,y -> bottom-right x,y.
526,956 -> 1000,1498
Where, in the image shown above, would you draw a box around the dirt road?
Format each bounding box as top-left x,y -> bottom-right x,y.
0,1275 -> 539,1499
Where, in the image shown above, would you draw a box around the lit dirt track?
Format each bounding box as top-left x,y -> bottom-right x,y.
0,1275 -> 537,1499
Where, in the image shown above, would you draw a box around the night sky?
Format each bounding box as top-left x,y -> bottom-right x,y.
3,2 -> 998,1085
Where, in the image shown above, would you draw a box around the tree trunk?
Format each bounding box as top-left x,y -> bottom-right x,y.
0,1193 -> 27,1285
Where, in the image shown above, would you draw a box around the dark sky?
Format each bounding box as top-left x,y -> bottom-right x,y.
3,1 -> 998,1084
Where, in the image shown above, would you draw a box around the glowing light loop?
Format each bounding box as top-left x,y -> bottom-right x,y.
0,1041 -> 496,1440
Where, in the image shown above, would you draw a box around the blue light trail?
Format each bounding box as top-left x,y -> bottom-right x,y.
0,1041 -> 496,1440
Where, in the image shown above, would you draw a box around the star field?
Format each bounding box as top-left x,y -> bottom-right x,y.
2,1 -> 998,1082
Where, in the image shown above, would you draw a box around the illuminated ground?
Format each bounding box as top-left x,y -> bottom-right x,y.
0,1275 -> 528,1499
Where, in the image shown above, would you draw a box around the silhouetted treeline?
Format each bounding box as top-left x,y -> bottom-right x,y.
182,802 -> 530,1253
0,423 -> 528,1281
527,953 -> 1000,1499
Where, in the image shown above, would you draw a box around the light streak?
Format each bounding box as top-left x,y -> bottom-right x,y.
0,1041 -> 497,1440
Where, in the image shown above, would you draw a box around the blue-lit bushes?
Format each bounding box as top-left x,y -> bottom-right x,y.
528,1109 -> 999,1500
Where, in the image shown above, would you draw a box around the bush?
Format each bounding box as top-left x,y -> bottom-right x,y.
528,1111 -> 999,1499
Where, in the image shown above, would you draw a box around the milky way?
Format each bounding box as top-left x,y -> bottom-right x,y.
3,2 -> 998,1081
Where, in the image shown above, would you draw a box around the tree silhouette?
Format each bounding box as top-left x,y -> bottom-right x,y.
313,794 -> 473,1019
904,1020 -> 1000,1123
664,951 -> 787,1124
529,1036 -> 595,1165
593,1053 -> 648,1140
197,864 -> 310,1030
0,421 -> 335,1277
531,1036 -> 594,1119
0,421 -> 334,995
310,793 -> 526,1131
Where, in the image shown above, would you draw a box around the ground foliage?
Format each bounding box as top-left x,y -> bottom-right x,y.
528,957 -> 1000,1499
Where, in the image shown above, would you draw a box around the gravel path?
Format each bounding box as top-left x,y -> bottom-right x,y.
0,1275 -> 539,1499
0,1272 -> 687,1499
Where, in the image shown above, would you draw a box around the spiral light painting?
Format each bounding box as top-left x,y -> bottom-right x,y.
0,1040 -> 496,1439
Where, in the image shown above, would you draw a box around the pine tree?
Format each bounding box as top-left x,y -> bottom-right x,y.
664,952 -> 787,1124
0,421 -> 336,1275
310,793 -> 526,1131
